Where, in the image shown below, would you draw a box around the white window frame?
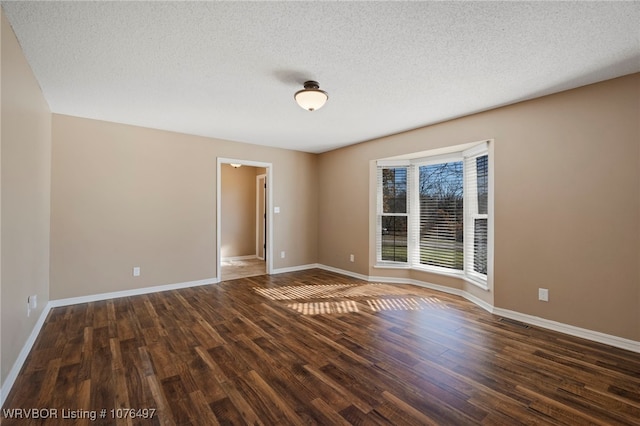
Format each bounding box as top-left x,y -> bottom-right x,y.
376,161 -> 410,266
375,142 -> 491,290
410,152 -> 463,272
463,143 -> 489,287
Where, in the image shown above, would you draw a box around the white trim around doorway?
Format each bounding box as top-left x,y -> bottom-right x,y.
256,173 -> 267,261
216,158 -> 273,281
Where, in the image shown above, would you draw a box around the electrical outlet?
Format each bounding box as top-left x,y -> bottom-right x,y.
29,295 -> 37,309
280,251 -> 285,259
133,267 -> 141,277
538,288 -> 549,302
350,254 -> 355,262
27,295 -> 38,317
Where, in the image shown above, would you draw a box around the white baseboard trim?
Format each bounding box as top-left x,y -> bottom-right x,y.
493,307 -> 640,353
460,292 -> 495,314
49,277 -> 219,308
1,302 -> 52,407
314,264 -> 640,354
222,255 -> 257,262
1,276 -> 220,406
372,274 -> 464,295
271,263 -> 320,275
316,264 -> 370,282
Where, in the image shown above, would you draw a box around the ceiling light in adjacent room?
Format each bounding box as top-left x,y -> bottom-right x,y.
294,81 -> 328,111
230,163 -> 242,168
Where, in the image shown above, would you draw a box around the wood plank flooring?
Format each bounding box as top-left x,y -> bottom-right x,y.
2,269 -> 639,425
221,258 -> 266,282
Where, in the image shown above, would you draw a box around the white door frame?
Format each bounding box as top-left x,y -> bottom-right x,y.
256,174 -> 267,261
217,158 -> 273,281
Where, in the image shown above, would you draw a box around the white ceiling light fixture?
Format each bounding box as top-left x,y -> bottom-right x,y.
294,81 -> 328,111
230,163 -> 242,168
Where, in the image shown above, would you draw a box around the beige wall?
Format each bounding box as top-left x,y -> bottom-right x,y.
319,74 -> 640,341
51,115 -> 318,299
1,12 -> 52,385
221,164 -> 257,258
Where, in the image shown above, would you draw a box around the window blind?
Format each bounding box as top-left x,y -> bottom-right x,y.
376,165 -> 410,263
413,161 -> 464,270
464,149 -> 489,278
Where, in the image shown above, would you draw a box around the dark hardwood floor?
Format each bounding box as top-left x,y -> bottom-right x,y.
2,269 -> 639,425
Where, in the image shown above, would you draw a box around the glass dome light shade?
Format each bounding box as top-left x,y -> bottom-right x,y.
294,81 -> 328,111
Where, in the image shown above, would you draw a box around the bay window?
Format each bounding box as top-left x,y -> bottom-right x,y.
376,142 -> 490,288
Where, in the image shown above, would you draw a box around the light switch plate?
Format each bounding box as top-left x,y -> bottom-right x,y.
538,288 -> 549,302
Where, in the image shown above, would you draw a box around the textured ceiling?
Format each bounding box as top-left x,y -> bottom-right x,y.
2,1 -> 639,153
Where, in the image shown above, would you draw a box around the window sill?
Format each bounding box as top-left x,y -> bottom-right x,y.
463,276 -> 490,291
411,264 -> 464,280
374,262 -> 411,270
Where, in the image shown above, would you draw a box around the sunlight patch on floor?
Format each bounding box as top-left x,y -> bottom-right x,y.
367,297 -> 448,312
254,284 -> 369,300
254,284 -> 449,315
286,300 -> 360,315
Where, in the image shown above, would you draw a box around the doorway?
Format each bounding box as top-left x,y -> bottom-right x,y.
217,158 -> 272,282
